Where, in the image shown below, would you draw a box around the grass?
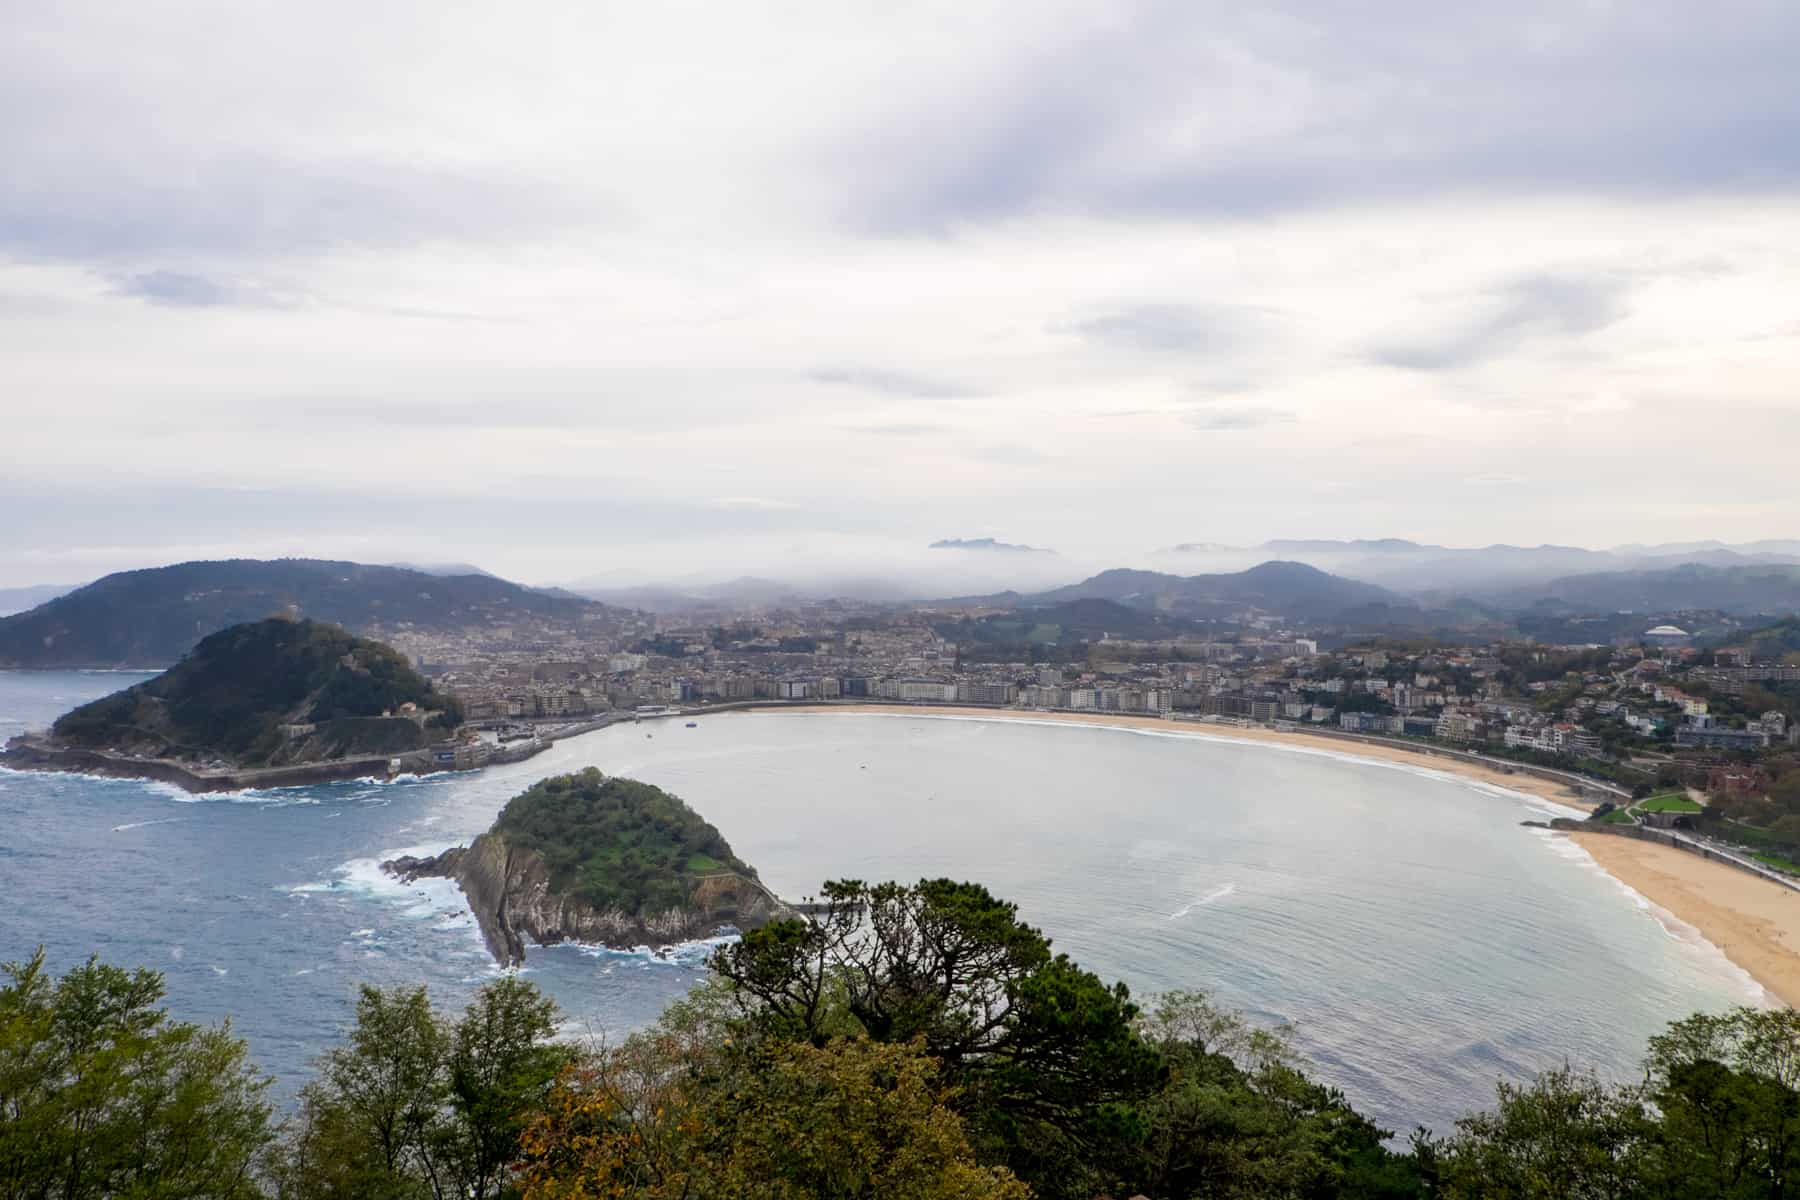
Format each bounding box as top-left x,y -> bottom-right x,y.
686,853 -> 726,873
1635,793 -> 1702,814
1026,623 -> 1062,644
1750,852 -> 1800,876
1596,808 -> 1637,825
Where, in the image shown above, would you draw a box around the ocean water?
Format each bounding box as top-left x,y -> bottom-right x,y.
0,672 -> 1763,1133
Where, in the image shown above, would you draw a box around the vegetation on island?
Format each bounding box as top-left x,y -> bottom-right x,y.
490,768 -> 757,914
14,878 -> 1800,1197
47,617 -> 461,767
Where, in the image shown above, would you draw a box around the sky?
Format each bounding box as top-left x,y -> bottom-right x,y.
3,1 -> 1799,590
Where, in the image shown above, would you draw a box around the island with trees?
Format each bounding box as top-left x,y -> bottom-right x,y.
385,768 -> 796,965
0,616 -> 468,791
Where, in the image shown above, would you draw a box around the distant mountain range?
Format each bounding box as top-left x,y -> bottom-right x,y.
0,583 -> 76,618
1157,537 -> 1800,595
0,559 -> 619,668
1513,563 -> 1800,616
953,561 -> 1407,625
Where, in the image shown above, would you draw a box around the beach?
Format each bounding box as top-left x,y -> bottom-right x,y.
773,704 -> 1800,1007
1571,832 -> 1800,1007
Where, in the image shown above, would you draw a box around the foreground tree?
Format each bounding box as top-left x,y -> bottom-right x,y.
0,948 -> 273,1200
517,1001 -> 1027,1200
709,878 -> 1163,1197
273,977 -> 569,1200
1130,991 -> 1423,1200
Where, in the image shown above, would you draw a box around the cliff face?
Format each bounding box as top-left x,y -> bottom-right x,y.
386,834 -> 797,967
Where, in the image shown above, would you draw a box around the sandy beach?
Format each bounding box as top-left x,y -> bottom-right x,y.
774,704 -> 1600,812
769,703 -> 1800,1006
1571,833 -> 1800,1007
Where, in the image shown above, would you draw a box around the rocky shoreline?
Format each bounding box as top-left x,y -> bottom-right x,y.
0,734 -> 438,793
383,834 -> 798,966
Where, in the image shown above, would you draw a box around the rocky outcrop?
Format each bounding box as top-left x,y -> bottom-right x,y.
385,834 -> 798,966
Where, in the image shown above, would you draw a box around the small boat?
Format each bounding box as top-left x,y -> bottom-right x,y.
685,721 -> 698,728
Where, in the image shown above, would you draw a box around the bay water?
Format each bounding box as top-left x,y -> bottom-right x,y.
0,671 -> 1760,1133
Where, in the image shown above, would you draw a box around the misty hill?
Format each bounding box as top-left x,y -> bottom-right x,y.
41,618 -> 460,768
575,574 -> 931,611
935,597 -> 1196,652
1022,561 -> 1403,623
1157,538 -> 1800,595
0,583 -> 76,617
1517,563 -> 1800,616
0,559 -> 615,668
930,537 -> 1054,554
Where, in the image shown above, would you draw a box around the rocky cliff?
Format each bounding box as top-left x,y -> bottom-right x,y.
385,833 -> 797,966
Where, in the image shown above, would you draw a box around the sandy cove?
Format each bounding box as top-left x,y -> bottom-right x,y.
766,704 -> 1800,1006
1571,833 -> 1800,1007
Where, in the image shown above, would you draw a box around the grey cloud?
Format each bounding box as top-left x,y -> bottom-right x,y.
1370,274 -> 1631,371
0,153 -> 597,262
1064,303 -> 1264,354
965,443 -> 1051,465
1183,406 -> 1293,431
809,366 -> 972,398
845,421 -> 953,436
118,271 -> 236,307
851,1 -> 1800,231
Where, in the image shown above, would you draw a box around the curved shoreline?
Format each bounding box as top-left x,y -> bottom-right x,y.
736,704 -> 1799,1007
1570,832 -> 1800,1007
749,703 -> 1601,812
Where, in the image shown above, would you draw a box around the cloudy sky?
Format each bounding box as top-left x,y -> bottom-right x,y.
4,1 -> 1798,589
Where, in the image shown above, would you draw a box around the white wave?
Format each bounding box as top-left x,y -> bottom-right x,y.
111,816 -> 193,832
566,931 -> 741,968
169,945 -> 184,960
1169,883 -> 1237,920
209,964 -> 228,976
294,844 -> 489,956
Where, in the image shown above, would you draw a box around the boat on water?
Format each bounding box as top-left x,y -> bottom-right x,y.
685,721 -> 698,728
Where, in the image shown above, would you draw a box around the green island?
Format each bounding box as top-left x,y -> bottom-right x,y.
3,617 -> 462,775
492,769 -> 759,913
384,769 -> 793,966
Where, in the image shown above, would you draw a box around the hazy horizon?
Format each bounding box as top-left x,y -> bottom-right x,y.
6,3 -> 1799,588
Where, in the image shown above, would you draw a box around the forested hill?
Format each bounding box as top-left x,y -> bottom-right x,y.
44,618 -> 460,767
493,769 -> 760,914
0,558 -> 616,667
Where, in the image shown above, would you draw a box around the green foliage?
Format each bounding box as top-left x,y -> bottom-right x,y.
50,618 -> 457,766
1428,1006 -> 1800,1199
0,948 -> 273,1199
1636,793 -> 1703,814
1131,991 -> 1422,1199
519,1017 -> 1029,1200
271,977 -> 570,1200
493,769 -> 754,914
712,878 -> 1166,1199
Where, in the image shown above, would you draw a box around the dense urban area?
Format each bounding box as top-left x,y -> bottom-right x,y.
370,595 -> 1800,859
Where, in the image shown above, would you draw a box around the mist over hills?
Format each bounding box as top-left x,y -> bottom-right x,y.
1514,563 -> 1800,616
953,561 -> 1407,626
1157,537 -> 1800,596
0,583 -> 76,618
0,559 -> 619,669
